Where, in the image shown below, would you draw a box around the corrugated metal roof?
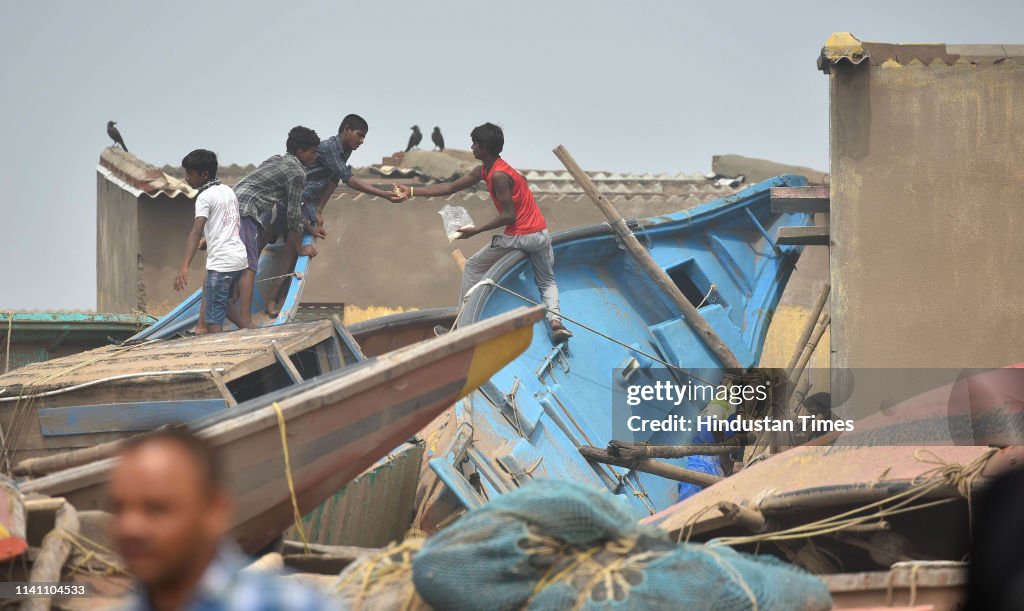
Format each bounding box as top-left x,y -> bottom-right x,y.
326,186 -> 741,206
98,148 -> 195,199
819,32 -> 1024,73
127,149 -> 745,202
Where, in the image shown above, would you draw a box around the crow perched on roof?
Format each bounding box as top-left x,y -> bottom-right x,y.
432,127 -> 445,152
405,125 -> 422,152
107,121 -> 128,151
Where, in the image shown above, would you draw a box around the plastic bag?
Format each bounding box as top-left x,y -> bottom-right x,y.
439,205 -> 474,243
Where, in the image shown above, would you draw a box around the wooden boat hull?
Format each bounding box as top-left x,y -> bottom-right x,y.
19,306 -> 544,552
0,321 -> 342,467
348,308 -> 458,358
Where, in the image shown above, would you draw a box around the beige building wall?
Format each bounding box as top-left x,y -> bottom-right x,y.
828,46 -> 1024,370
303,191 -> 745,312
96,174 -> 140,314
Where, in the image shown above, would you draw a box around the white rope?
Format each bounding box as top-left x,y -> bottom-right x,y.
461,279 -> 730,386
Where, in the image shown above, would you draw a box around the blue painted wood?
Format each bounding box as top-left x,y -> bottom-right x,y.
129,233 -> 317,342
39,399 -> 227,437
455,175 -> 814,516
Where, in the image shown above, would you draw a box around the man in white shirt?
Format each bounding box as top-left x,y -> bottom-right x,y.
174,149 -> 252,334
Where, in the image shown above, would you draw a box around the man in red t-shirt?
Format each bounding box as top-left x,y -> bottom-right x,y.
395,123 -> 571,344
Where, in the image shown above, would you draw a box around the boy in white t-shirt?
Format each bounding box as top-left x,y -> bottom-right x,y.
173,149 -> 253,334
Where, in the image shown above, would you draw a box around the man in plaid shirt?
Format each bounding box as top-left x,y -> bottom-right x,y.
303,114 -> 407,237
232,126 -> 320,323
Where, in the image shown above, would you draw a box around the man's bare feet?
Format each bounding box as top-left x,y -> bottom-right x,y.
195,324 -> 209,335
265,299 -> 281,318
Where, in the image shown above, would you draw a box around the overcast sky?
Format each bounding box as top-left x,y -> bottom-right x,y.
0,0 -> 1019,310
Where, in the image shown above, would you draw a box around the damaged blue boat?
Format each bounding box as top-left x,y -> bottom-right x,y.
417,175 -> 813,523
129,234 -> 317,341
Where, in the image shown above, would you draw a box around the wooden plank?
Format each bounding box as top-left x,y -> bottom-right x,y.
330,315 -> 366,365
38,399 -> 226,437
271,343 -> 304,384
210,370 -> 238,408
778,226 -> 830,245
771,186 -> 830,214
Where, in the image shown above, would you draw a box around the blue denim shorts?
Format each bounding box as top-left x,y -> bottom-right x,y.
203,269 -> 243,325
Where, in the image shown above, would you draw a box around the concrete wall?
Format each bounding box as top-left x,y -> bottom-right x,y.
96,174 -> 139,313
138,196 -> 205,315
302,191 -> 741,311
96,174 -> 215,315
830,57 -> 1024,369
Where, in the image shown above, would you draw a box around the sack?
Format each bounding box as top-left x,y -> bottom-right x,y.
412,480 -> 832,611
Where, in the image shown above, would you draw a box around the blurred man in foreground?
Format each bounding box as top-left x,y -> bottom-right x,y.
110,428 -> 327,611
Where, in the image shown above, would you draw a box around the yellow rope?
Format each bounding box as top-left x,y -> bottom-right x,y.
334,536 -> 425,609
708,449 -> 998,548
272,401 -> 309,553
912,447 -> 997,538
45,528 -> 127,577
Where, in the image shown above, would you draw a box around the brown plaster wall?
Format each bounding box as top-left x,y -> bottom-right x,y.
300,193 -> 737,308
96,174 -> 139,313
137,196 -> 206,315
830,60 -> 1024,369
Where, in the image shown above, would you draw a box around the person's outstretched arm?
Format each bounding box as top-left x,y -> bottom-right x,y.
174,217 -> 206,291
395,166 -> 483,198
348,176 -> 408,202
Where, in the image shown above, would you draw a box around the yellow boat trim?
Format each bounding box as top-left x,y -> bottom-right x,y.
458,324 -> 534,397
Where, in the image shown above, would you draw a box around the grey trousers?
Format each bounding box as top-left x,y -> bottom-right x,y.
460,229 -> 561,323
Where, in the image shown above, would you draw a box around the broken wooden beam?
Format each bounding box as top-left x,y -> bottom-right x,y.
716,502 -> 769,533
23,500 -> 79,611
579,446 -> 724,487
778,226 -> 830,246
785,283 -> 831,376
271,342 -> 304,383
771,186 -> 830,214
554,144 -> 743,370
607,437 -> 746,460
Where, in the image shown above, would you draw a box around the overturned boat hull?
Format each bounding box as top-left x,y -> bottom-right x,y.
417,175 -> 813,524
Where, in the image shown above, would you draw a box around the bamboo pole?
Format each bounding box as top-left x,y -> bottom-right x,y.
242,552 -> 284,573
607,437 -> 745,460
553,145 -> 742,370
716,502 -> 768,533
23,501 -> 79,611
785,283 -> 831,375
13,425 -> 173,477
579,446 -> 723,487
451,249 -> 467,271
790,313 -> 830,387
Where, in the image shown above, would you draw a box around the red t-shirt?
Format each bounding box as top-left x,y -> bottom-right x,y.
482,158 -> 547,235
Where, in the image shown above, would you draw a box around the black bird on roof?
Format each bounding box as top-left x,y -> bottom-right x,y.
107,121 -> 128,151
432,127 -> 445,152
405,125 -> 422,152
